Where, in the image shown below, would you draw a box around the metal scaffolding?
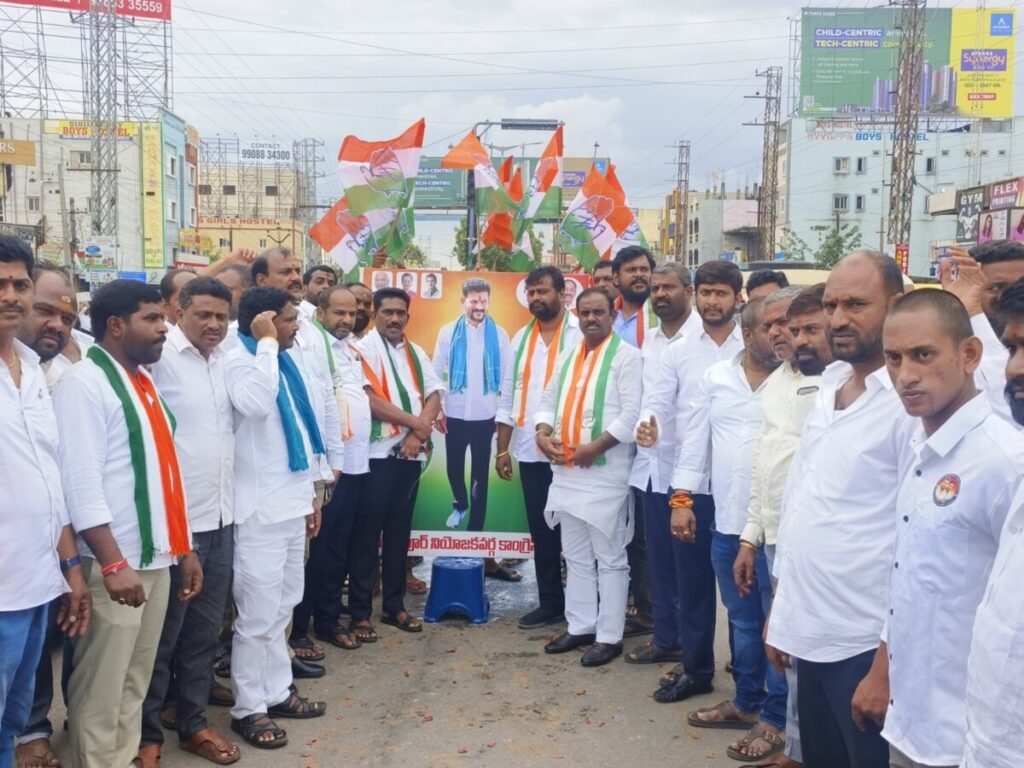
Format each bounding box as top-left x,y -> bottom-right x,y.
673,140 -> 690,264
747,66 -> 783,261
294,138 -> 325,265
85,0 -> 119,237
0,4 -> 49,119
199,136 -> 235,218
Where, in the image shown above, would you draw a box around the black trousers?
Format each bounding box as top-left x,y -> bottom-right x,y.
677,493 -> 717,682
348,457 -> 422,621
519,461 -> 563,613
141,525 -> 235,745
626,487 -> 652,621
292,472 -> 367,639
445,417 -> 495,531
797,650 -> 889,768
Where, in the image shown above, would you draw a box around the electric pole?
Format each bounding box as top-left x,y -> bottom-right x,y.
673,140 -> 690,263
85,0 -> 119,239
886,0 -> 927,265
745,66 -> 783,261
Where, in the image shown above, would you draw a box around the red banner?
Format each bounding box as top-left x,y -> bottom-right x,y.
0,0 -> 170,19
0,0 -> 89,11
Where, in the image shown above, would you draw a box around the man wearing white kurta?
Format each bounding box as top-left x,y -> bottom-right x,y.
535,288 -> 641,667
496,266 -> 582,629
225,286 -> 328,747
848,290 -> 1024,768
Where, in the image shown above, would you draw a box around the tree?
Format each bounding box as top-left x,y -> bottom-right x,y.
779,223 -> 863,269
450,216 -> 544,272
400,242 -> 425,267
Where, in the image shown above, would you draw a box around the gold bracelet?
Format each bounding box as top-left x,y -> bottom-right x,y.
738,540 -> 759,552
495,451 -> 510,459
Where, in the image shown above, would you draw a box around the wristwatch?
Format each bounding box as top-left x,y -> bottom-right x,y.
59,555 -> 82,572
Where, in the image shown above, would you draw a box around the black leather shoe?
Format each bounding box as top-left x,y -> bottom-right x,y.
544,631 -> 596,654
291,656 -> 325,679
581,642 -> 622,667
653,672 -> 713,703
519,607 -> 566,630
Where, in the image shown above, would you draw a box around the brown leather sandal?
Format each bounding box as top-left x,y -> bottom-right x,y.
180,727 -> 241,765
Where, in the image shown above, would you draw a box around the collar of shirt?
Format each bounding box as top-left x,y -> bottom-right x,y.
650,309 -> 699,344
165,322 -> 224,360
913,391 -> 993,460
697,319 -> 743,348
299,300 -> 317,320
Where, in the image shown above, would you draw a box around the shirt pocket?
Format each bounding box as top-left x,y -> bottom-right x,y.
912,499 -> 969,595
23,390 -> 60,456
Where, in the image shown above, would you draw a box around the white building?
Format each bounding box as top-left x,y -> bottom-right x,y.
778,116 -> 1024,275
685,189 -> 760,267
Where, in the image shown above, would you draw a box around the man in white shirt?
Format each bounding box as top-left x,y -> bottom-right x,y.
140,277 -> 240,766
591,260 -> 620,301
216,263 -> 252,322
765,251 -> 911,768
958,279 -> 1024,768
291,285 -> 372,651
225,286 -> 328,749
497,267 -> 583,628
638,259 -> 745,704
669,299 -> 788,761
346,281 -> 374,337
300,265 -> 337,322
536,288 -> 641,667
624,262 -> 699,664
159,268 -> 197,326
433,278 -> 512,535
54,280 -> 202,768
350,288 -> 444,640
745,269 -> 790,301
847,289 -> 1024,768
1,239 -> 90,768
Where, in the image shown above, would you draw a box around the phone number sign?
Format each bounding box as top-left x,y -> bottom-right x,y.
238,141 -> 293,166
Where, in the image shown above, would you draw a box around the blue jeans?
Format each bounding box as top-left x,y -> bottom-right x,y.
1,604 -> 49,767
710,531 -> 787,728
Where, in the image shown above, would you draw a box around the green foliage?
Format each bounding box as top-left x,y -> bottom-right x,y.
400,242 -> 425,267
779,224 -> 864,269
451,216 -> 545,272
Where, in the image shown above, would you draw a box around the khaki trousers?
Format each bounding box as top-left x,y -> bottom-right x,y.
67,559 -> 169,768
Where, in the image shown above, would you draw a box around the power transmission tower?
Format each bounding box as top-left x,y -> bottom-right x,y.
85,0 -> 119,238
673,140 -> 690,263
886,0 -> 927,258
745,66 -> 783,261
294,138 -> 325,265
199,137 -> 236,218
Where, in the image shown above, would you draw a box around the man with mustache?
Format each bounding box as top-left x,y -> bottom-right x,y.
625,262 -> 698,665
159,269 -> 197,327
16,265 -> 91,389
300,265 -> 337,322
638,259 -> 745,704
536,288 -> 641,667
140,278 -> 240,767
733,284 -> 831,768
592,260 -> 620,302
346,282 -> 373,337
765,251 -> 912,768
496,266 -> 583,629
848,289 -> 1023,768
1,238 -> 91,768
960,278 -> 1024,767
216,264 -> 252,323
53,280 -> 201,768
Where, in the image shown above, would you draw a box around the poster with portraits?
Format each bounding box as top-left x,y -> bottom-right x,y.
361,268 -> 591,557
978,209 -> 1008,244
1010,209 -> 1024,243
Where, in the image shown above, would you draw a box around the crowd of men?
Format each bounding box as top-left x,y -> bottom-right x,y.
3,231 -> 1024,768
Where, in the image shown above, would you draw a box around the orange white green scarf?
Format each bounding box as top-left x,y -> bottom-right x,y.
551,333 -> 622,467
360,330 -> 426,443
511,312 -> 570,427
87,346 -> 191,567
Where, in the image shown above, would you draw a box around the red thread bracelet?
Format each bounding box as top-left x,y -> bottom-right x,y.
101,558 -> 129,577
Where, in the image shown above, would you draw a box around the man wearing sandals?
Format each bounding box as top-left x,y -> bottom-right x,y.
139,278 -> 241,766
668,298 -> 789,761
765,252 -> 912,768
225,287 -> 329,750
848,289 -> 1024,768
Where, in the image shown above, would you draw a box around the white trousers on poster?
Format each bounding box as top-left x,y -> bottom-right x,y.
560,512 -> 630,644
231,515 -> 306,719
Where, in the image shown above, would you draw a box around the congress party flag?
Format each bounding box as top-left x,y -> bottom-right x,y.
441,131 -> 518,215
605,164 -> 649,257
481,157 -> 524,252
337,118 -> 425,216
557,164 -> 622,269
513,125 -> 563,239
309,196 -> 399,273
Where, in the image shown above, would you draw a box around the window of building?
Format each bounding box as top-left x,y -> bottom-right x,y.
999,149 -> 1007,157
198,184 -> 211,195
981,150 -> 989,157
167,151 -> 177,178
855,195 -> 866,213
189,206 -> 197,226
925,157 -> 936,173
832,193 -> 849,213
693,219 -> 700,234
219,238 -> 230,248
27,196 -> 40,212
188,165 -> 197,185
941,149 -> 950,157
265,185 -> 278,197
223,185 -> 236,196
872,150 -> 881,157
833,157 -> 850,174
85,197 -> 92,211
855,157 -> 867,174
168,199 -> 178,221
70,150 -> 92,168
258,238 -> 268,248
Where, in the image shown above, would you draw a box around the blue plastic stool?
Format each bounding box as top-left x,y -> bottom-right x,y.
423,557 -> 490,624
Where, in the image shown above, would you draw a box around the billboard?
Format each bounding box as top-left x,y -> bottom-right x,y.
238,140 -> 293,166
800,7 -> 1014,119
140,122 -> 165,269
956,186 -> 986,243
44,120 -> 138,141
0,0 -> 171,19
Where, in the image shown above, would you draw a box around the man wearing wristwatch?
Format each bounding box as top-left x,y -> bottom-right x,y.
53,280 -> 202,768
1,237 -> 91,768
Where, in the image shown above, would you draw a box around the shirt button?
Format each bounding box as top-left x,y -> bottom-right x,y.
914,469 -> 922,477
894,562 -> 899,569
889,699 -> 894,706
889,609 -> 894,615
903,516 -> 909,522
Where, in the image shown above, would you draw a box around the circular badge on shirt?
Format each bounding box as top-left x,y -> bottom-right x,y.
933,474 -> 961,507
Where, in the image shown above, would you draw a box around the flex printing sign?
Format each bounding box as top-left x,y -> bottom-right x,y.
988,179 -> 1022,210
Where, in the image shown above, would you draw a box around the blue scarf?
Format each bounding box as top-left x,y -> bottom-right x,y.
448,314 -> 501,395
239,332 -> 325,471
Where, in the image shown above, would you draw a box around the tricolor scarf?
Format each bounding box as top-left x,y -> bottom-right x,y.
361,330 -> 427,443
511,312 -> 571,428
312,319 -> 354,441
552,333 -> 622,467
86,346 -> 190,567
447,315 -> 501,395
613,296 -> 658,347
238,333 -> 325,471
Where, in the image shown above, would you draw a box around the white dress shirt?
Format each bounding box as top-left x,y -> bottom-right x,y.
150,324 -> 235,532
971,313 -> 1013,423
43,329 -> 93,389
53,353 -> 175,570
673,352 -> 768,535
883,395 -> 1024,766
629,311 -> 701,494
298,300 -> 317,322
225,337 -> 317,526
740,363 -> 822,546
535,339 -> 642,538
356,333 -> 445,462
496,313 -> 582,463
1,340 -> 67,610
330,335 -> 371,475
433,317 -> 512,421
766,362 -> 914,662
962,482 -> 1024,768
294,316 -> 346,478
642,321 -> 745,494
